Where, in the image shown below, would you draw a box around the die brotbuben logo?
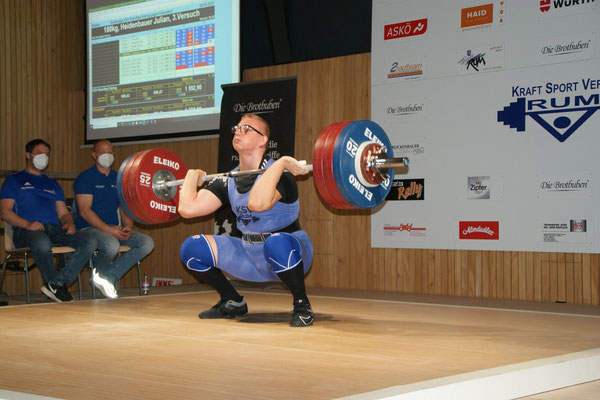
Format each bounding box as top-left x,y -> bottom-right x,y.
497,78 -> 600,142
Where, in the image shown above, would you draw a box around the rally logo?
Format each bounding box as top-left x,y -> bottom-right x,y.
384,18 -> 428,40
459,221 -> 499,240
386,179 -> 424,200
497,78 -> 600,142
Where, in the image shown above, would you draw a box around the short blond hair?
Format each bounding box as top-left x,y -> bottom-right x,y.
241,113 -> 270,138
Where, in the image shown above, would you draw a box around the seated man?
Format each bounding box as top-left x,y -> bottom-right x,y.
74,139 -> 154,299
0,139 -> 97,302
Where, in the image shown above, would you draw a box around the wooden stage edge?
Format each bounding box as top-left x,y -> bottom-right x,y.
1,285 -> 600,399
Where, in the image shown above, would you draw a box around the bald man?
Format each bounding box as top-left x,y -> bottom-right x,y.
74,140 -> 154,299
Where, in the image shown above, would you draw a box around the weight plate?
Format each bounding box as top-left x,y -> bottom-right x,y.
116,153 -> 147,224
130,148 -> 187,223
124,150 -> 162,224
313,122 -> 353,209
332,120 -> 393,208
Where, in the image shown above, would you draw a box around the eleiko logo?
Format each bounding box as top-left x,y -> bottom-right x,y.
459,221 -> 499,240
384,18 -> 428,40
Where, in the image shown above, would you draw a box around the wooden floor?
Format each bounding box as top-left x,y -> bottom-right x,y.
1,285 -> 600,399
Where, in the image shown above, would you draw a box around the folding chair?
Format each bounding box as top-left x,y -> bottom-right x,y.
1,221 -> 80,304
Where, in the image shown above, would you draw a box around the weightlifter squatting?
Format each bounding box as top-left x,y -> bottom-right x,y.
178,113 -> 315,327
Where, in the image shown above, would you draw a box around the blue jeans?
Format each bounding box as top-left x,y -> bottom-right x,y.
13,224 -> 97,287
78,227 -> 154,284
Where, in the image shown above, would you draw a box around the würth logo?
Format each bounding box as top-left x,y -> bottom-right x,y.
384,19 -> 428,40
540,0 -> 551,12
540,0 -> 595,13
459,221 -> 499,240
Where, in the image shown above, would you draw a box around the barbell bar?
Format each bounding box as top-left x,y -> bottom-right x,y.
116,120 -> 409,224
154,155 -> 407,190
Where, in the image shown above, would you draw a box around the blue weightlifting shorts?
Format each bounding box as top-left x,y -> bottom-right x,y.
180,231 -> 313,282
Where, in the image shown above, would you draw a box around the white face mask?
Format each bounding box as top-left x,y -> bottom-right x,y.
32,153 -> 49,170
98,153 -> 115,169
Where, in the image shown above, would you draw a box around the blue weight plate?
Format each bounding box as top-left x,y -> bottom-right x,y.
116,153 -> 147,224
332,120 -> 394,209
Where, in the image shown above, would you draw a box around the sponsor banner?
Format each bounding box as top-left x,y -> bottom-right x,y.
385,98 -> 426,121
497,77 -> 600,143
383,220 -> 427,241
386,178 -> 425,200
467,176 -> 490,199
391,140 -> 427,161
537,172 -> 592,199
387,59 -> 425,81
458,1 -> 505,31
537,33 -> 594,65
539,0 -> 597,18
384,17 -> 428,41
456,44 -> 504,74
152,278 -> 183,287
540,218 -> 590,243
459,221 -> 500,240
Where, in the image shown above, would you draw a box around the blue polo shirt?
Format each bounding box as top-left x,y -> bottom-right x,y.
0,170 -> 64,225
73,165 -> 119,229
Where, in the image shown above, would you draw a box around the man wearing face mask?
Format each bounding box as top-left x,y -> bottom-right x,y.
74,139 -> 154,299
0,139 -> 97,302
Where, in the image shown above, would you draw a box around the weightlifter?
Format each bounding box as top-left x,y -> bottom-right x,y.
178,113 -> 315,327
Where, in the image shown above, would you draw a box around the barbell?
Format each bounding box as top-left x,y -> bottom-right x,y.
116,120 -> 409,224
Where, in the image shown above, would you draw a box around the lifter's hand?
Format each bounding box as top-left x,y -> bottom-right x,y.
26,221 -> 45,231
279,156 -> 309,176
184,169 -> 207,187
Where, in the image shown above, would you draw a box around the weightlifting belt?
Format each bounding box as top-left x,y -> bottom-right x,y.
242,219 -> 301,243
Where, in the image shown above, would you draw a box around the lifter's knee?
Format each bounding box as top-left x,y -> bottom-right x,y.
264,233 -> 302,273
180,234 -> 216,272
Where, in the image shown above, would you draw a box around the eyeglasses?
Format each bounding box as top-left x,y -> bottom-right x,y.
231,124 -> 264,136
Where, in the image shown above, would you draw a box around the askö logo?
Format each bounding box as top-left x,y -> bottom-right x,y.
497,78 -> 600,142
384,19 -> 428,40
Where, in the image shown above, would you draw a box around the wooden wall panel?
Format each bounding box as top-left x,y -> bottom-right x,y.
1,2 -> 598,306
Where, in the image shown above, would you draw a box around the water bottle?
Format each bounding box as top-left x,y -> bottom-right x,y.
142,270 -> 150,295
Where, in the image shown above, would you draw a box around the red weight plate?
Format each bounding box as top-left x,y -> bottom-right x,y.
131,148 -> 187,224
116,152 -> 147,224
319,122 -> 354,209
313,124 -> 345,208
124,150 -> 159,224
313,125 -> 339,208
126,150 -> 168,224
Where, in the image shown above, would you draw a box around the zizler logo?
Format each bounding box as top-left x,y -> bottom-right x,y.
384,19 -> 428,40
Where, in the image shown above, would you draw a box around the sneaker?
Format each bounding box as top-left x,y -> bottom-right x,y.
199,297 -> 248,319
291,299 -> 314,327
92,268 -> 118,299
60,285 -> 74,302
41,283 -> 67,302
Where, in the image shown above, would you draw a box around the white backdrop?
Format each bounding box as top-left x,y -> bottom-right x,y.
370,0 -> 600,252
